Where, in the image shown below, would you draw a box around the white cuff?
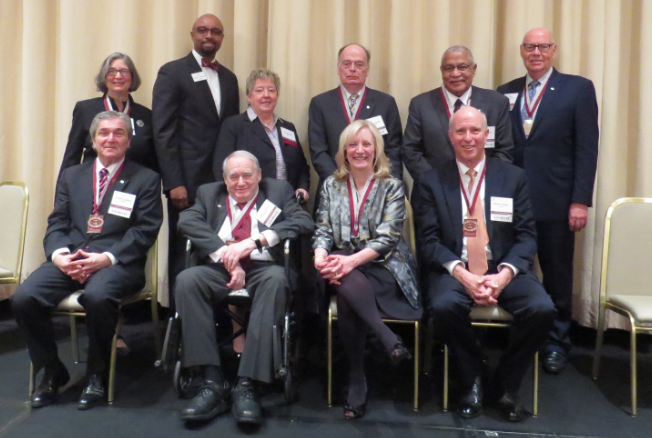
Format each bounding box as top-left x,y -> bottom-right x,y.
261,230 -> 280,248
444,260 -> 464,276
498,263 -> 519,277
51,248 -> 71,261
209,246 -> 226,263
102,252 -> 117,266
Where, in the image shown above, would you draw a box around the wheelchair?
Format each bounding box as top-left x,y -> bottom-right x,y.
155,233 -> 300,403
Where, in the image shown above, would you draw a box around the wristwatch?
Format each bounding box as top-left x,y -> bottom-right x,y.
253,238 -> 264,253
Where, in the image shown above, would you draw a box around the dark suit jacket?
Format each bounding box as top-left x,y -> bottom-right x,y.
59,96 -> 158,179
412,158 -> 537,276
308,86 -> 403,180
46,160 -> 163,270
402,86 -> 513,178
178,178 -> 314,265
213,112 -> 310,191
497,69 -> 599,221
152,53 -> 240,201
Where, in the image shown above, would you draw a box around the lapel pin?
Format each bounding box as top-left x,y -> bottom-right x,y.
217,204 -> 222,208
550,87 -> 555,90
120,180 -> 124,184
136,120 -> 144,127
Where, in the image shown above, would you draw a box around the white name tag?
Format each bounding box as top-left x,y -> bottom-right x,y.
504,93 -> 518,111
280,127 -> 296,142
490,196 -> 513,222
485,126 -> 496,148
108,191 -> 136,219
256,199 -> 281,227
192,72 -> 207,82
366,115 -> 388,135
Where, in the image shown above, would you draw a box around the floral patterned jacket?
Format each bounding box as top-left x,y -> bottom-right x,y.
312,175 -> 420,309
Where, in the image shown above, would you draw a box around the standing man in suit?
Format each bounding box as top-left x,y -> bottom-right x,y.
497,28 -> 599,374
309,43 -> 403,191
402,46 -> 513,179
153,13 -> 240,303
12,111 -> 163,410
174,151 -> 314,426
412,107 -> 554,422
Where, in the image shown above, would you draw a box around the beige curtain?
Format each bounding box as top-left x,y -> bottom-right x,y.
1,0 -> 649,328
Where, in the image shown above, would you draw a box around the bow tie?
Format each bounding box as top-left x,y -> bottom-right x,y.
201,59 -> 219,72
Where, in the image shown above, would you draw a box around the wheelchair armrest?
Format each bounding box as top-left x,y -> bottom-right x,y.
185,239 -> 201,269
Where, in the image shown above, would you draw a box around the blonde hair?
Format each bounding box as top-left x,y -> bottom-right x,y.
334,120 -> 391,181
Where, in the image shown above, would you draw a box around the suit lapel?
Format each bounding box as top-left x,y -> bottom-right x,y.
441,163 -> 464,253
530,68 -> 560,137
185,53 -> 219,121
247,114 -> 274,148
215,187 -> 229,232
329,88 -> 350,125
255,187 -> 270,232
78,162 -> 95,219
483,160 -> 502,244
431,88 -> 456,155
511,77 -> 527,141
357,88 -> 374,120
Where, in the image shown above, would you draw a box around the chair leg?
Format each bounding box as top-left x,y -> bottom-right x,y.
443,344 -> 449,412
108,319 -> 121,404
150,297 -> 161,360
327,307 -> 333,407
533,351 -> 539,418
630,318 -> 637,417
592,304 -> 607,379
413,321 -> 419,411
70,315 -> 80,363
29,362 -> 35,397
424,317 -> 434,375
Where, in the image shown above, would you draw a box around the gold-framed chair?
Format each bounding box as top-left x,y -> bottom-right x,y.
592,197 -> 652,417
29,242 -> 160,403
424,306 -> 539,416
327,198 -> 421,411
0,182 -> 29,292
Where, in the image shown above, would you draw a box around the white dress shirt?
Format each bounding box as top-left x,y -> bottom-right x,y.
521,67 -> 553,121
192,49 -> 222,115
340,84 -> 366,122
442,85 -> 472,117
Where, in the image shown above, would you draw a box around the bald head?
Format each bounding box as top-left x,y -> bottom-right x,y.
520,27 -> 557,80
448,107 -> 488,167
191,14 -> 224,58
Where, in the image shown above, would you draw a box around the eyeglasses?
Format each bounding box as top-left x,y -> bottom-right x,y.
194,27 -> 224,37
441,64 -> 472,73
106,68 -> 131,78
522,43 -> 555,53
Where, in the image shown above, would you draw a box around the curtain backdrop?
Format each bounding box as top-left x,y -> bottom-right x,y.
1,0 -> 649,328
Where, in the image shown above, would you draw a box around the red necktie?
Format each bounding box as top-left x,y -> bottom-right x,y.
454,99 -> 463,113
93,168 -> 109,215
232,202 -> 252,268
201,59 -> 219,72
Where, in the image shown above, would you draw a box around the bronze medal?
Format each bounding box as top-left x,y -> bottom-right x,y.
523,119 -> 534,135
87,214 -> 104,234
463,218 -> 478,237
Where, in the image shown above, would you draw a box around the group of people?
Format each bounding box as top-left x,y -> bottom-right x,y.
10,11 -> 598,430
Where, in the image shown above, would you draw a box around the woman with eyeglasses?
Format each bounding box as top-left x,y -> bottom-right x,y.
58,52 -> 158,179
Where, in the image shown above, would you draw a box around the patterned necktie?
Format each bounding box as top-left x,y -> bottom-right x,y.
520,80 -> 540,138
94,168 -> 109,214
466,169 -> 489,275
232,202 -> 252,268
454,98 -> 463,113
348,93 -> 359,116
201,59 -> 219,72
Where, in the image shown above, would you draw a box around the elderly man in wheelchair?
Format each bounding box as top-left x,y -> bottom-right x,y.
172,151 -> 314,427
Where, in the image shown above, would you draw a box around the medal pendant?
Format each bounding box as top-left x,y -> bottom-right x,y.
523,119 -> 534,135
87,214 -> 104,234
463,218 -> 478,237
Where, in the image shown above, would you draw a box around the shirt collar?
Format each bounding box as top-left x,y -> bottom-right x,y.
192,49 -> 216,69
95,157 -> 125,175
340,84 -> 366,101
526,67 -> 553,87
246,106 -> 278,127
228,188 -> 260,209
456,157 -> 486,180
442,85 -> 473,110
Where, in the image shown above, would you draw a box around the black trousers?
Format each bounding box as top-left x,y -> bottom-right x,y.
167,199 -> 189,312
175,261 -> 288,384
536,220 -> 575,355
427,269 -> 555,392
12,261 -> 144,375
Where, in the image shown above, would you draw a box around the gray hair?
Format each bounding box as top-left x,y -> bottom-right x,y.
441,45 -> 475,66
222,150 -> 261,175
90,111 -> 133,140
245,68 -> 281,96
337,43 -> 371,64
449,107 -> 488,131
94,52 -> 142,93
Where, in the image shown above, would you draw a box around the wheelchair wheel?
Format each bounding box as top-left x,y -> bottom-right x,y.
173,361 -> 201,399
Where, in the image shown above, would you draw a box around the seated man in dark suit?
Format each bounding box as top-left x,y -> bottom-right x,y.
174,151 -> 314,426
12,111 -> 163,410
412,107 -> 554,422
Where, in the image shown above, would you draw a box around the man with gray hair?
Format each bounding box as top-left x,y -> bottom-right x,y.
402,45 -> 513,179
12,111 -> 163,410
174,151 -> 313,426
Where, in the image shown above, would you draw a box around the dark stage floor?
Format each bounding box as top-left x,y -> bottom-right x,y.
1,300 -> 652,438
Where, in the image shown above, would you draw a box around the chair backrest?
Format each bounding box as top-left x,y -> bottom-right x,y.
403,197 -> 417,259
0,182 -> 29,282
601,198 -> 652,301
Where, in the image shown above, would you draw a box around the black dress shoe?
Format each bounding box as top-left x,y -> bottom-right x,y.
497,391 -> 524,422
181,381 -> 231,422
543,351 -> 567,374
457,377 -> 483,419
232,379 -> 262,426
389,337 -> 412,366
31,364 -> 70,408
78,374 -> 106,410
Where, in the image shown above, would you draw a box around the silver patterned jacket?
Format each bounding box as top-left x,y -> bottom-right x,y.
312,175 -> 420,309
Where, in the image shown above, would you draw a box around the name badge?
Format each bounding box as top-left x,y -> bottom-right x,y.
485,126 -> 496,148
256,199 -> 281,227
504,93 -> 518,111
463,219 -> 478,237
87,214 -> 104,234
490,196 -> 513,222
108,191 -> 136,219
280,127 -> 297,146
366,115 -> 389,135
192,72 -> 207,82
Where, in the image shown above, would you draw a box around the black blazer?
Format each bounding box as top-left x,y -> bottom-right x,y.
59,96 -> 158,179
178,178 -> 314,265
412,158 -> 537,275
152,53 -> 240,201
497,69 -> 599,221
402,86 -> 513,178
46,160 -> 163,270
213,111 -> 310,191
308,86 -> 403,180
